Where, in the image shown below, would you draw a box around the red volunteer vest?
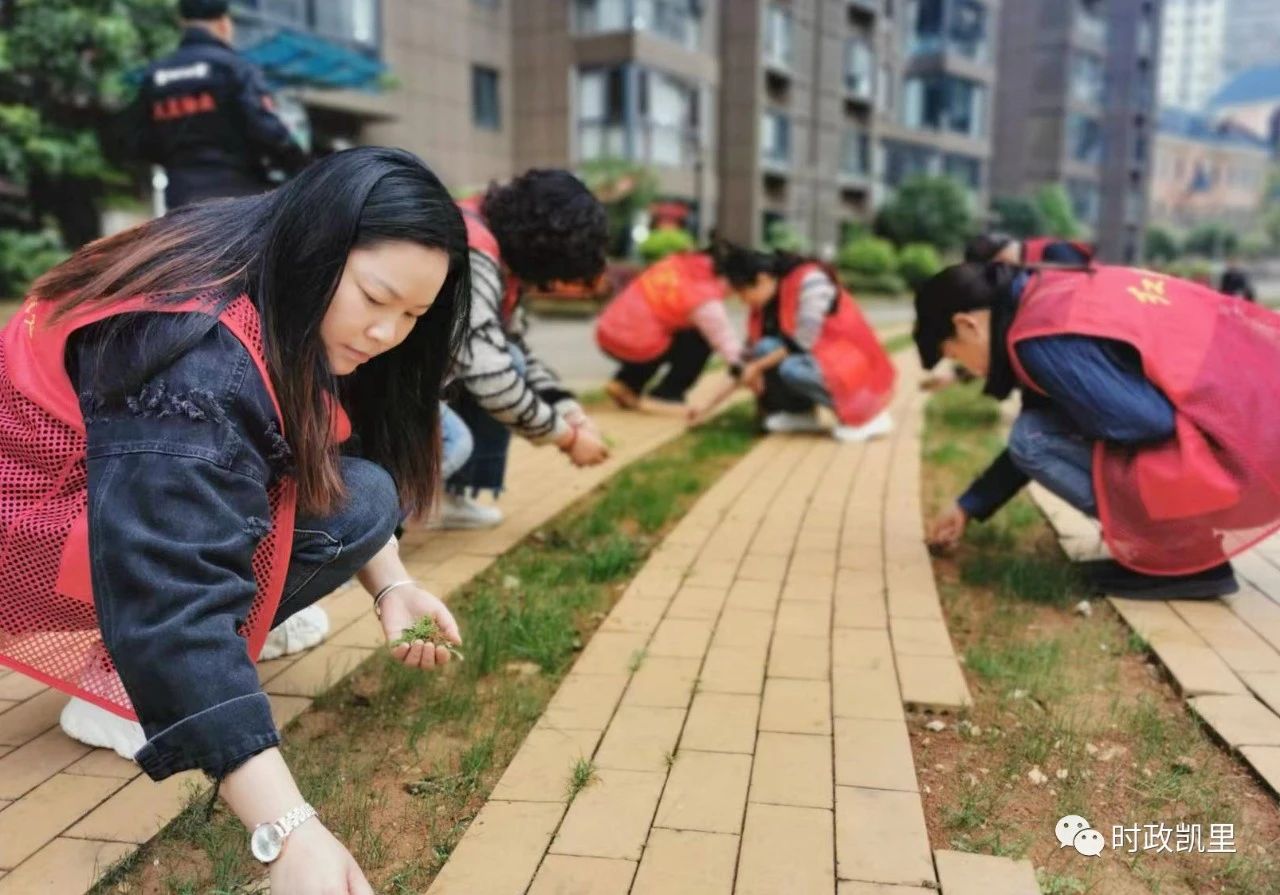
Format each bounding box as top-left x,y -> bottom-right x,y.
1008,266 -> 1280,575
1022,237 -> 1095,265
0,293 -> 297,720
595,253 -> 725,363
748,264 -> 896,425
457,196 -> 521,324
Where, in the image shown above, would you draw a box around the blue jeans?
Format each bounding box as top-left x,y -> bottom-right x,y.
1007,408 -> 1098,516
446,345 -> 525,496
750,336 -> 834,411
440,402 -> 474,481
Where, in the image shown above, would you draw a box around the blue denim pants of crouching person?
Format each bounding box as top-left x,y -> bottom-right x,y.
1007,407 -> 1098,517
749,336 -> 835,410
445,344 -> 527,497
440,401 -> 474,482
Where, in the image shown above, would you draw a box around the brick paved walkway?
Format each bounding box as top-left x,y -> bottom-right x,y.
1031,485 -> 1280,799
427,356 -> 1040,895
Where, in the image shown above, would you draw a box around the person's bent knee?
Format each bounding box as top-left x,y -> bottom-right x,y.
749,336 -> 785,360
1007,411 -> 1048,475
339,457 -> 400,557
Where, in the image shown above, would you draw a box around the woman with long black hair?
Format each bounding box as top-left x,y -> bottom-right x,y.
0,147 -> 467,893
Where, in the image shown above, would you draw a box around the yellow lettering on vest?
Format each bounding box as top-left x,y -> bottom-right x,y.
22,298 -> 37,338
1126,276 -> 1169,306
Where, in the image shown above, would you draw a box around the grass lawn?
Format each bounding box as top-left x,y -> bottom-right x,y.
918,382 -> 1280,894
91,404 -> 757,895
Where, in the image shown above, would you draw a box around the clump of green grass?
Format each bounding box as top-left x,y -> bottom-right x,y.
567,758 -> 598,802
393,616 -> 465,660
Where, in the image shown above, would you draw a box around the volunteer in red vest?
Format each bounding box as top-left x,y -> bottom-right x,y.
915,261 -> 1280,599
0,148 -> 465,893
437,170 -> 610,530
964,232 -> 1095,266
595,249 -> 742,414
689,243 -> 896,441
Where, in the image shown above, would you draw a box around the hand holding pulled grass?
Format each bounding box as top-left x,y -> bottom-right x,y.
376,584 -> 464,668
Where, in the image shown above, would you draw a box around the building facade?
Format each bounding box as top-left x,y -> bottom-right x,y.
1158,0 -> 1280,113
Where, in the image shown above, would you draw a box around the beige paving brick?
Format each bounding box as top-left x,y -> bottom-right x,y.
699,644 -> 768,696
750,732 -> 833,808
0,701 -> 14,715
737,554 -> 789,583
648,617 -> 715,659
775,600 -> 830,637
1172,601 -> 1280,673
65,770 -> 203,843
712,609 -> 775,651
896,655 -> 972,710
551,768 -> 665,861
595,706 -> 685,772
427,800 -> 565,895
254,653 -> 300,686
0,773 -> 125,868
527,854 -> 636,894
268,694 -> 313,730
836,786 -> 934,887
0,837 -> 133,895
736,803 -> 834,895
667,585 -> 729,621
543,673 -> 630,730
623,658 -> 700,708
627,571 -> 684,602
631,828 -> 738,895
681,692 -> 759,754
263,645 -> 373,697
491,727 -> 602,802
768,634 -> 831,680
1243,672 -> 1280,715
599,595 -> 671,635
834,718 -> 917,792
726,580 -> 781,612
934,849 -> 1039,895
686,560 -> 739,590
328,611 -> 386,649
64,749 -> 138,780
0,675 -> 45,702
573,632 -> 652,676
1110,598 -> 1207,647
884,566 -> 944,621
1224,586 -> 1280,653
655,750 -> 751,834
1189,694 -> 1280,747
1240,746 -> 1280,796
0,728 -> 91,799
839,884 -> 933,895
781,575 -> 835,604
0,689 -> 65,746
316,584 -> 376,630
832,665 -> 904,722
1148,641 -> 1248,696
759,678 -> 832,735
832,628 -> 894,671
890,617 -> 957,658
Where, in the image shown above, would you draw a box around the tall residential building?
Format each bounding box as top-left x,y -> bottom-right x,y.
992,0 -> 1161,261
1157,0 -> 1226,111
1221,0 -> 1280,87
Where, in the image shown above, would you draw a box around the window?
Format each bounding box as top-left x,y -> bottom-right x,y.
905,0 -> 988,59
578,67 -> 628,160
573,0 -> 702,48
762,110 -> 792,166
472,66 -> 501,130
882,139 -> 936,187
1069,52 -> 1104,106
577,65 -> 701,165
1066,113 -> 1103,163
844,37 -> 874,97
902,74 -> 986,138
841,127 -> 871,176
764,5 -> 794,69
944,153 -> 981,191
240,0 -> 381,52
948,0 -> 988,59
1066,178 -> 1100,224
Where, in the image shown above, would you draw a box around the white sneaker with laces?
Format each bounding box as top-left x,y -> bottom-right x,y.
431,493 -> 505,530
59,696 -> 146,761
763,411 -> 827,434
259,605 -> 331,661
832,410 -> 894,443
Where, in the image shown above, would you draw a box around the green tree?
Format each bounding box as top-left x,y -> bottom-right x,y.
1032,184 -> 1081,239
991,195 -> 1046,238
873,176 -> 972,252
1183,223 -> 1238,257
765,219 -> 809,253
1143,226 -> 1180,263
838,236 -> 904,295
0,0 -> 180,247
896,242 -> 942,289
578,158 -> 659,258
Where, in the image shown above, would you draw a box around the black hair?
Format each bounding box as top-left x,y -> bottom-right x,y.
708,240 -> 813,289
35,146 -> 470,518
963,232 -> 1015,263
480,169 -> 608,288
912,262 -> 1019,369
179,0 -> 230,20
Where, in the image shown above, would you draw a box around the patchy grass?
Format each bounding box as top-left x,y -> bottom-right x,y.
566,758 -> 598,802
92,405 -> 756,895
918,381 -> 1280,895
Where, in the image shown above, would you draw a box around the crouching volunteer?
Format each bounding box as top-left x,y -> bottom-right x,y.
689,242 -> 896,441
0,148 -> 467,894
596,247 -> 743,414
915,260 -> 1280,599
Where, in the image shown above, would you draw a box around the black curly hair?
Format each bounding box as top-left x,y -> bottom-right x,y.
708,239 -> 814,288
479,169 -> 608,289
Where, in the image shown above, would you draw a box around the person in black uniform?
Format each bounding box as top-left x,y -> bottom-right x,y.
131,0 -> 308,210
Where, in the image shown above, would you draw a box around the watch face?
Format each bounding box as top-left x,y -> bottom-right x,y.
251,823 -> 284,863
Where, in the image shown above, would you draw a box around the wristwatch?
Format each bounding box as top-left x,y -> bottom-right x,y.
250,803 -> 317,864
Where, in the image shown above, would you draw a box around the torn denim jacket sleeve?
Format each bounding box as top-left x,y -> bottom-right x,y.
70,312 -> 285,781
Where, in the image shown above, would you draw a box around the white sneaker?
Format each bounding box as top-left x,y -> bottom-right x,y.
833,410 -> 894,443
429,493 -> 505,530
763,411 -> 827,434
60,696 -> 146,761
259,605 -> 331,661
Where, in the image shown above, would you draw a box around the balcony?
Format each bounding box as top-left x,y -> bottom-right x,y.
573,0 -> 703,50
763,4 -> 794,75
844,39 -> 875,105
761,110 -> 792,174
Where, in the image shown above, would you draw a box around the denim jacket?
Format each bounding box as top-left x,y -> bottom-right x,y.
70,311 -> 284,781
